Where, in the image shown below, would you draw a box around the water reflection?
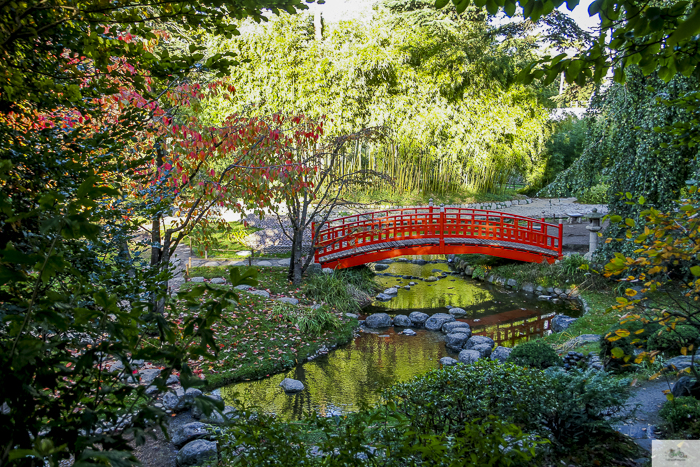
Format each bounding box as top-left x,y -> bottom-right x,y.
220,328 -> 448,420
221,256 -> 580,420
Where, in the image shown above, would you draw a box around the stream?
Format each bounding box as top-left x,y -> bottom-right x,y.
220,256 -> 580,420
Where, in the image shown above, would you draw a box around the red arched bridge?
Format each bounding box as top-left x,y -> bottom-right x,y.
312,206 -> 563,269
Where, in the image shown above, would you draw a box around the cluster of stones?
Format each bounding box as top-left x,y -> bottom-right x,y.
162,389 -> 238,466
362,311 -> 512,367
449,257 -> 580,303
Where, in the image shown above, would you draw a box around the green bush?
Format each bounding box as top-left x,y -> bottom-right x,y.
383,360 -> 552,435
544,368 -> 631,449
218,407 -> 542,466
660,396 -> 700,438
600,318 -> 663,369
576,183 -> 609,204
647,325 -> 700,356
275,303 -> 341,335
507,340 -> 562,369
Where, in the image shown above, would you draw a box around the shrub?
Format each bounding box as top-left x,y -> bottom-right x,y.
647,325 -> 700,356
218,400 -> 543,466
600,317 -> 662,369
544,368 -> 631,449
382,360 -> 553,435
275,303 -> 341,335
507,340 -> 562,369
660,396 -> 700,438
576,183 -> 609,204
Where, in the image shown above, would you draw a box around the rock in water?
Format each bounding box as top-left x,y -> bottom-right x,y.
375,293 -> 394,301
374,264 -> 390,271
279,378 -> 304,393
365,313 -> 392,328
464,335 -> 495,351
472,344 -> 492,358
424,313 -> 455,331
402,329 -> 417,336
176,439 -> 218,467
445,333 -> 470,351
409,312 -> 429,327
424,276 -> 438,282
440,357 -> 458,366
448,307 -> 467,317
490,346 -> 513,363
393,315 -> 412,327
551,315 -> 577,332
442,321 -> 472,336
458,349 -> 481,364
383,287 -> 398,295
172,422 -> 211,448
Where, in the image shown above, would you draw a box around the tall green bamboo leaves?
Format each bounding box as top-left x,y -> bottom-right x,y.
204,7 -> 551,195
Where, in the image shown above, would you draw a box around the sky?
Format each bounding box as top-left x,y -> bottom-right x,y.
307,0 -> 601,32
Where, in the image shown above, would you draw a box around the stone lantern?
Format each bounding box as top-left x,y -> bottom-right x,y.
586,208 -> 604,255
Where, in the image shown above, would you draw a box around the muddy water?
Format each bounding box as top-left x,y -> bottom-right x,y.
221,256 -> 580,420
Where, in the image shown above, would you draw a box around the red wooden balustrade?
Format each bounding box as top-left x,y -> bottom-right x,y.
312,206 -> 563,269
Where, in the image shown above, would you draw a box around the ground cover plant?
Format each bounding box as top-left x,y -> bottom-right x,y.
659,396 -> 700,439
506,340 -> 562,369
178,266 -> 367,386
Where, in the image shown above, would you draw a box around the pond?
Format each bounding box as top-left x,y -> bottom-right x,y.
220,256 -> 580,420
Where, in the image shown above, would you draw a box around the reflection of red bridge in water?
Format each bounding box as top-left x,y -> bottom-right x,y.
313,206 -> 563,269
463,308 -> 556,348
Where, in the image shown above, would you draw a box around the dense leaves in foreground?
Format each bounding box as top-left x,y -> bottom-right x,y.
215,361 -> 637,466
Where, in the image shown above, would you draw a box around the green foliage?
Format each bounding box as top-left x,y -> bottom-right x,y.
218,406 -> 541,466
543,368 -> 632,450
648,325 -> 700,356
206,7 -> 554,196
660,396 -> 700,438
275,303 -> 341,335
507,340 -> 563,369
383,360 -> 552,434
601,318 -> 663,369
559,253 -> 590,278
531,116 -> 588,192
302,268 -> 376,314
576,182 -> 610,204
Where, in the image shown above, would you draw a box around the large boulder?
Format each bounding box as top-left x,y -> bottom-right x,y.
424,313 -> 455,331
458,349 -> 481,365
472,344 -> 493,358
280,378 -> 304,393
445,333 -> 470,351
172,422 -> 212,449
521,283 -> 535,294
672,376 -> 698,398
666,353 -> 700,372
448,307 -> 467,317
465,335 -> 495,351
409,312 -> 429,327
551,315 -> 577,333
192,395 -> 223,419
442,321 -> 472,336
138,368 -> 161,386
393,315 -> 412,327
490,346 -> 513,363
375,293 -> 394,301
176,439 -> 218,467
365,313 -> 392,328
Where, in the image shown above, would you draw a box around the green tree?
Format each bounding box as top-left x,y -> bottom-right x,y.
0,1 -> 313,465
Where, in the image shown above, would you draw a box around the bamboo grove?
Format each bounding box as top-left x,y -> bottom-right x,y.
198,2 -> 563,197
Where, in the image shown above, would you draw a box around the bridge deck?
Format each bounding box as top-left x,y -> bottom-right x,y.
313,206 -> 563,269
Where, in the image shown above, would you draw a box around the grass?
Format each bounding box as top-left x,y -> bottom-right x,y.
177,280 -> 357,388
176,265 -> 378,387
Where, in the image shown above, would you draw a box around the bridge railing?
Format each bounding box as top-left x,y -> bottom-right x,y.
312,206 -> 563,264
